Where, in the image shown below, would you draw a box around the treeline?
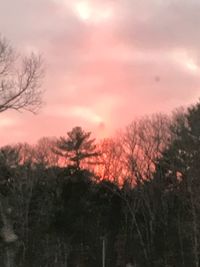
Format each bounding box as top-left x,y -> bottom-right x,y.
1,101 -> 200,267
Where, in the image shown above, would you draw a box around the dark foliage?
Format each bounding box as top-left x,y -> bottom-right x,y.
0,101 -> 200,266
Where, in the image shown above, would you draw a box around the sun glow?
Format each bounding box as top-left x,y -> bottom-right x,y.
52,0 -> 114,23
73,1 -> 113,23
75,1 -> 91,20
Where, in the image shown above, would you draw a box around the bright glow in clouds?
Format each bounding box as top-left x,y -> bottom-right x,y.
72,1 -> 113,23
52,0 -> 114,23
53,105 -> 103,124
185,60 -> 199,72
69,106 -> 103,123
0,118 -> 17,128
2,0 -> 200,145
74,1 -> 91,20
172,50 -> 199,74
52,0 -> 114,22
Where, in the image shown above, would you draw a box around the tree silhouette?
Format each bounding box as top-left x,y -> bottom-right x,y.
56,126 -> 99,170
0,35 -> 43,113
0,34 -> 44,267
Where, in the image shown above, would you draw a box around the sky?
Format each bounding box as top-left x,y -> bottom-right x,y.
0,0 -> 200,145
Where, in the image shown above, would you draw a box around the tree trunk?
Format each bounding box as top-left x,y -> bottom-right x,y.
188,181 -> 199,267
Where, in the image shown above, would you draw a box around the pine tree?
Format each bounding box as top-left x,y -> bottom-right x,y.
56,126 -> 98,170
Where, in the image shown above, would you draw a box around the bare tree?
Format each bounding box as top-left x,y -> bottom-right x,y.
121,114 -> 171,185
0,34 -> 44,267
94,138 -> 126,184
0,35 -> 44,113
34,137 -> 60,167
120,114 -> 171,265
100,114 -> 171,266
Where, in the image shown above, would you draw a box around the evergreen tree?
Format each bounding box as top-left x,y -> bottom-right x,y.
56,126 -> 99,169
152,101 -> 200,267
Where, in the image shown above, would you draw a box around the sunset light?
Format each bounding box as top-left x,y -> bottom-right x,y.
1,1 -> 200,266
0,0 -> 200,145
185,59 -> 199,73
74,1 -> 91,21
69,106 -> 103,124
72,1 -> 114,23
171,50 -> 199,74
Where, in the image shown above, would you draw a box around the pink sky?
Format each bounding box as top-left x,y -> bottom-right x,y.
0,0 -> 200,145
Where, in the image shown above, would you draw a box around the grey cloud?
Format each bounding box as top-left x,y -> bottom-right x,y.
116,0 -> 200,51
0,0 -> 200,144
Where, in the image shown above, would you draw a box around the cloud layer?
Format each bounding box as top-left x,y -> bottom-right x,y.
0,0 -> 200,144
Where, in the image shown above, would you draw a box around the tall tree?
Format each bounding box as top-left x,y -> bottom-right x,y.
56,126 -> 99,170
153,101 -> 200,267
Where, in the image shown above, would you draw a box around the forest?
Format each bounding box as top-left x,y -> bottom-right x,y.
0,31 -> 200,267
0,101 -> 200,267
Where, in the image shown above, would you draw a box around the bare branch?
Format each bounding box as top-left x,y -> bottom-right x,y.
0,35 -> 44,113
